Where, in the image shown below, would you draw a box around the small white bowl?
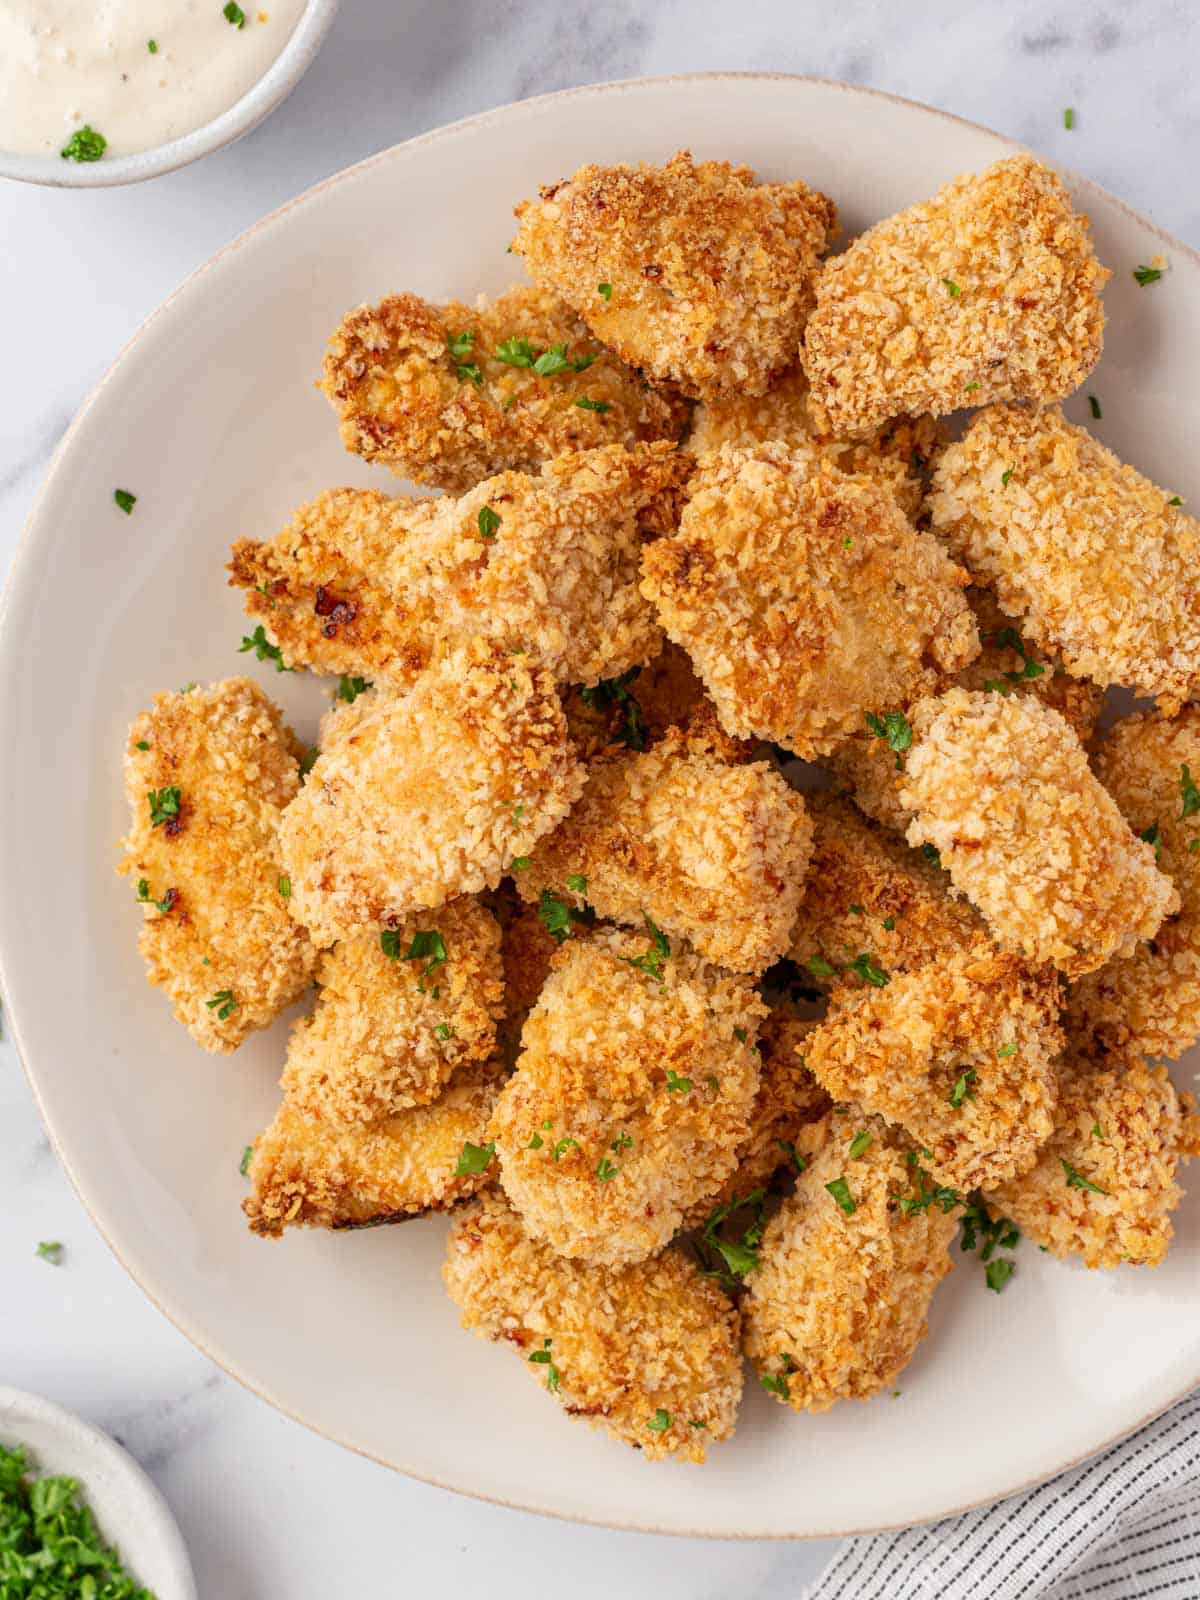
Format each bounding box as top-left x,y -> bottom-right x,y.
0,1387 -> 196,1598
0,0 -> 338,188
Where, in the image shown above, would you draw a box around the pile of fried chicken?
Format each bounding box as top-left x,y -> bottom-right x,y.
120,150 -> 1200,1464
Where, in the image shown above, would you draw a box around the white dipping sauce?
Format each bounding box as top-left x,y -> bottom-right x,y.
0,0 -> 306,157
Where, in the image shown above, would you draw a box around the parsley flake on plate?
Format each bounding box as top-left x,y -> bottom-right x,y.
113,488 -> 136,514
528,1338 -> 561,1392
61,125 -> 107,162
35,1241 -> 63,1264
1089,394 -> 1102,419
239,623 -> 292,672
240,1144 -> 253,1176
223,1 -> 246,24
1133,263 -> 1163,287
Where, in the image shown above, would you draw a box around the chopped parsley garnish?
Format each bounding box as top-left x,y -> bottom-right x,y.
996,1041 -> 1018,1057
35,1241 -> 63,1264
511,856 -> 531,871
610,1132 -> 633,1152
733,1027 -> 748,1043
477,505 -> 501,541
495,337 -> 537,367
575,397 -> 611,413
435,1022 -> 454,1040
695,1189 -> 768,1285
1091,1122 -> 1105,1141
1089,394 -> 1102,419
552,1137 -> 578,1162
964,382 -> 980,393
985,1258 -> 1015,1293
135,740 -> 150,750
761,1373 -> 789,1398
825,1177 -> 856,1216
178,681 -> 197,694
647,1409 -> 672,1433
1180,764 -> 1200,820
597,282 -> 613,300
1002,466 -> 1014,487
1140,822 -> 1162,859
238,1144 -> 254,1177
61,125 -> 107,162
495,337 -> 594,376
922,844 -> 942,868
897,1158 -> 961,1217
805,955 -> 836,979
206,989 -> 238,1021
988,626 -> 1045,682
848,903 -> 864,915
527,1132 -> 543,1149
983,678 -> 1012,696
447,328 -> 482,383
277,875 -> 291,899
536,887 -> 592,944
113,488 -> 136,514
865,709 -> 913,768
848,953 -> 889,987
300,747 -> 318,777
337,674 -> 372,703
224,1 -> 246,25
949,1068 -> 977,1108
1063,107 -> 1075,129
528,1338 -> 561,1392
596,1156 -> 619,1181
847,1130 -> 873,1159
380,930 -> 401,960
403,930 -> 448,987
135,879 -> 177,915
580,665 -> 646,750
147,786 -> 181,828
566,873 -> 587,894
1133,264 -> 1163,287
665,1070 -> 692,1095
778,1139 -> 805,1174
1062,1158 -> 1108,1196
240,623 -> 292,672
942,278 -> 961,297
618,912 -> 670,982
455,1140 -> 495,1177
1168,495 -> 1183,507
883,915 -> 896,931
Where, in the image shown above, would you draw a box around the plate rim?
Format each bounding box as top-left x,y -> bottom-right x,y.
2,70 -> 1198,1541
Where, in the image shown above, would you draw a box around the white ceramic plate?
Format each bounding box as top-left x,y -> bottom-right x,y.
2,74 -> 1198,1541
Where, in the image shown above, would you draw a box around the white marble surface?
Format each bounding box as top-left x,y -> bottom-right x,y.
2,2 -> 1198,1594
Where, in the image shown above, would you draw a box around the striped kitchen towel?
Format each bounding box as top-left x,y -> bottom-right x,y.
809,1388 -> 1200,1599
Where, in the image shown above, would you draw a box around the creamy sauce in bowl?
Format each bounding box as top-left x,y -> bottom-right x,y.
0,0 -> 307,159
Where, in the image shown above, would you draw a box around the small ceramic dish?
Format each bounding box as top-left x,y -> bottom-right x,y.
0,0 -> 338,188
0,1386 -> 196,1598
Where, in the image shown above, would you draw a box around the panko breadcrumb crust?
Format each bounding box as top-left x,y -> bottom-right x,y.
1068,707 -> 1200,1060
688,364 -> 939,521
322,284 -> 689,492
488,883 -> 564,1063
489,928 -> 765,1266
517,735 -> 814,975
801,155 -> 1108,437
230,443 -> 688,692
118,678 -> 317,1052
806,949 -> 1063,1191
443,1191 -> 743,1461
280,898 -> 504,1125
787,794 -> 987,981
901,689 -> 1177,978
278,645 -> 584,947
512,151 -> 836,400
641,444 -> 978,758
743,1115 -> 958,1411
985,1050 -> 1200,1268
244,1059 -> 506,1237
930,404 -> 1200,710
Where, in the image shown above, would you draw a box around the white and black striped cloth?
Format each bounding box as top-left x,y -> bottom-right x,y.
809,1390 -> 1200,1599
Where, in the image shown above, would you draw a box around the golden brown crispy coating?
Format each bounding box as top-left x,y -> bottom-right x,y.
443,1191 -> 743,1461
488,928 -> 765,1266
901,689 -> 1177,978
512,151 -> 835,401
517,735 -> 813,974
931,404 -> 1200,711
802,155 -> 1108,437
230,443 -> 688,692
118,678 -> 317,1052
278,645 -> 584,947
743,1115 -> 957,1411
322,284 -> 689,492
641,444 -> 978,758
985,1049 -> 1200,1268
787,794 -> 987,981
488,884 -> 562,1063
688,364 -> 939,521
806,949 -> 1063,1191
280,899 -> 504,1125
244,1059 -> 505,1237
1068,707 -> 1200,1060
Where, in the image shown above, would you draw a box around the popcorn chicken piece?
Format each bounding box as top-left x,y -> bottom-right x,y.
513,151 -> 835,400
640,444 -> 978,757
901,689 -> 1176,978
230,443 -> 687,692
444,1191 -> 743,1461
118,678 -> 317,1052
322,284 -> 688,491
930,404 -> 1200,710
802,156 -> 1108,436
488,928 -> 765,1266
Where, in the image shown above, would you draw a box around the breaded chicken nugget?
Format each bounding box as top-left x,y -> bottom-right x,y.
443,1191 -> 743,1461
931,404 -> 1200,710
822,589 -> 1105,834
230,443 -> 687,692
488,883 -> 562,1062
118,678 -> 317,1052
322,284 -> 688,492
787,794 -> 987,982
244,1059 -> 505,1237
688,364 -> 938,521
641,445 -> 978,758
1068,707 -> 1200,1060
901,689 -> 1176,978
279,645 -> 584,947
280,899 -> 503,1125
512,151 -> 835,401
743,1115 -> 957,1411
806,949 -> 1062,1191
802,155 -> 1108,437
488,928 -> 765,1266
516,734 -> 813,974
985,1048 -> 1200,1268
